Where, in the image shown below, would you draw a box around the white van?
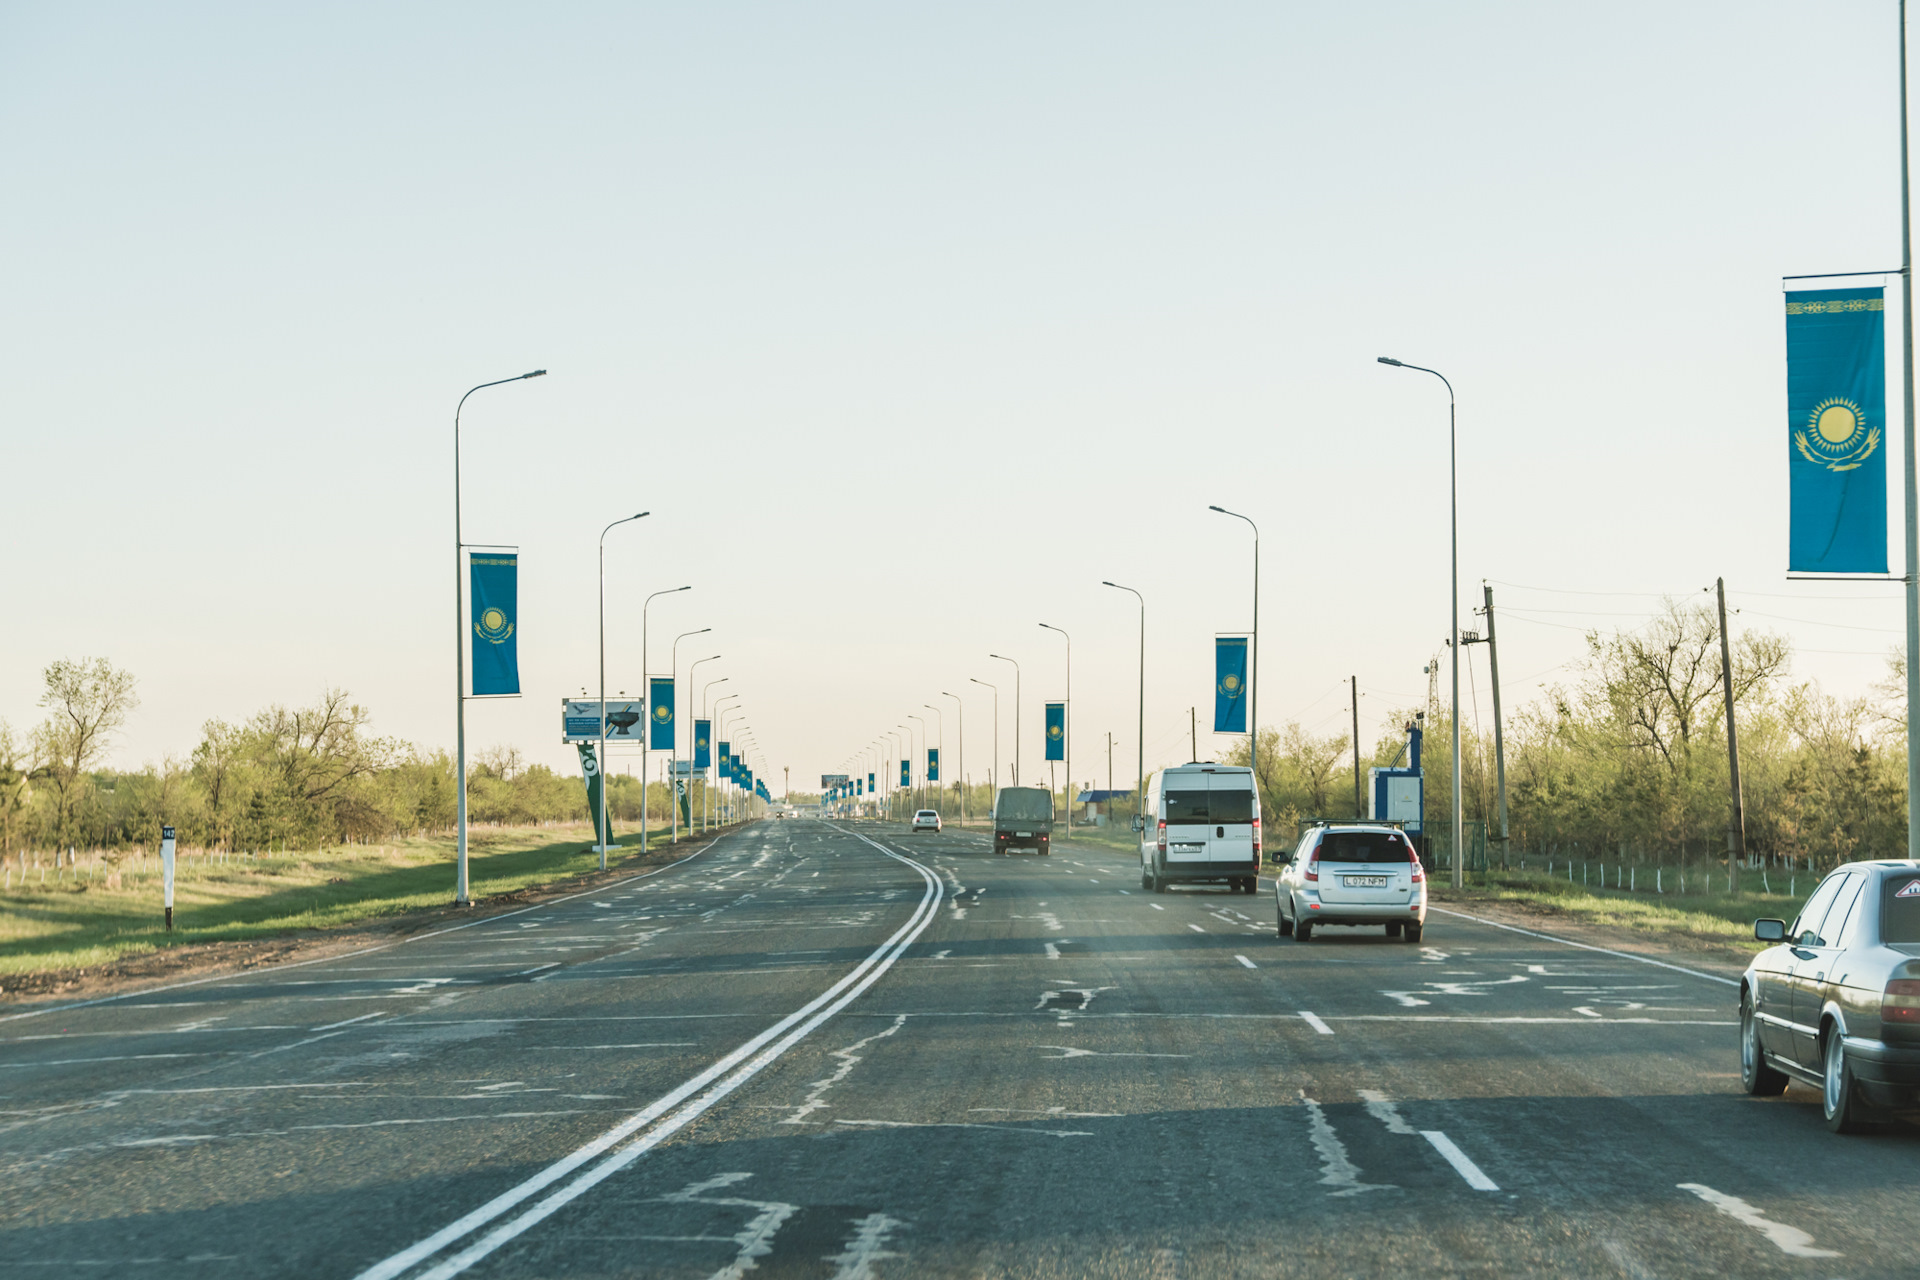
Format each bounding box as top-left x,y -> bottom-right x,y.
1138,764 -> 1262,893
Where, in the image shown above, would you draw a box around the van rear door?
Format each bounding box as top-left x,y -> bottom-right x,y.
1208,774 -> 1256,863
1163,780 -> 1212,862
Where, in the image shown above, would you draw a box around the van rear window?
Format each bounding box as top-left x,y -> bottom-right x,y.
1885,876 -> 1920,943
1315,832 -> 1410,863
1164,790 -> 1254,822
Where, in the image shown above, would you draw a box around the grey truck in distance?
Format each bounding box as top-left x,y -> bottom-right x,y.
992,787 -> 1053,855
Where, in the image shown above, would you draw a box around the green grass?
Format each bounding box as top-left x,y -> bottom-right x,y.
0,822 -> 710,978
1430,864 -> 1809,961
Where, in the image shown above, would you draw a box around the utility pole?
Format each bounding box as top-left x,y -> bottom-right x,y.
1190,707 -> 1197,762
1482,585 -> 1510,868
1351,676 -> 1361,817
1716,576 -> 1747,890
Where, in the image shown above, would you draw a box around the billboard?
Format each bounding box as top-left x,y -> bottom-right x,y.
562,698 -> 644,744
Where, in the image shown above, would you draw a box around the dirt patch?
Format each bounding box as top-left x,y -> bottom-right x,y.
0,830 -> 731,1009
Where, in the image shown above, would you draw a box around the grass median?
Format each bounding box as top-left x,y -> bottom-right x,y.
0,822 -> 715,982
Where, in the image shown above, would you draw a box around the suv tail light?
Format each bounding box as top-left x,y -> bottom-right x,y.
1157,819 -> 1167,856
1883,978 -> 1920,1024
1409,856 -> 1425,883
1303,846 -> 1320,882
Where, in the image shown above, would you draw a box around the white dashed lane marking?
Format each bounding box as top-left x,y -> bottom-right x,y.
1235,955 -> 1257,969
1299,1012 -> 1334,1035
1423,1131 -> 1499,1191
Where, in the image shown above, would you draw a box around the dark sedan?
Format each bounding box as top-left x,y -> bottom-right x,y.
1741,859 -> 1920,1132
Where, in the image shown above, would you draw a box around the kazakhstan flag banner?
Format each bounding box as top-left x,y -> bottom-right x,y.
649,677 -> 675,750
1214,635 -> 1249,733
1044,702 -> 1065,762
868,771 -> 876,794
927,748 -> 940,783
1787,287 -> 1888,573
469,553 -> 520,696
693,720 -> 711,770
900,759 -> 910,788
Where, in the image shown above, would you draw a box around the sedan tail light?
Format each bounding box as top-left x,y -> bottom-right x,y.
1883,978 -> 1920,1024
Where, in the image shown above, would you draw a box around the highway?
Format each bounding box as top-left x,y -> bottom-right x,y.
2,818 -> 1915,1278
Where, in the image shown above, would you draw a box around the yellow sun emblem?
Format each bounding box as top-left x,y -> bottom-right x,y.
474,607 -> 513,643
1220,673 -> 1242,695
1795,397 -> 1880,472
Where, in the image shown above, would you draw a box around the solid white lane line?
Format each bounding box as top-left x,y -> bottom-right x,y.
1235,955 -> 1257,969
1426,907 -> 1738,987
1422,1131 -> 1499,1190
1,834 -> 737,1025
355,827 -> 941,1280
1300,1012 -> 1334,1035
1677,1183 -> 1840,1259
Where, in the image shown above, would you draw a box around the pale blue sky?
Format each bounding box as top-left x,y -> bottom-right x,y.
1,1 -> 1911,791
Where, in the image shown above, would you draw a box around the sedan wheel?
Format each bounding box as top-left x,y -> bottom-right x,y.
1740,995 -> 1788,1097
1823,1028 -> 1874,1134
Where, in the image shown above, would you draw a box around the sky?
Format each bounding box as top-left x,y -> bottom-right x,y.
2,1 -> 1915,797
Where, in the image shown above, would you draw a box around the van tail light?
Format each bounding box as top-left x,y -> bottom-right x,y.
1883,978 -> 1920,1024
1157,820 -> 1167,856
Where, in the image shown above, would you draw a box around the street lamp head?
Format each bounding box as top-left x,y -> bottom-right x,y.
633,511 -> 649,520
1376,356 -> 1403,367
523,369 -> 548,379
675,585 -> 692,592
1208,505 -> 1226,513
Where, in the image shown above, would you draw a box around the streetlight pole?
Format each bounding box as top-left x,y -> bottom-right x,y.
969,678 -> 999,806
941,692 -> 964,826
923,703 -> 945,820
1902,0 -> 1920,861
908,715 -> 927,812
1378,356 -> 1464,888
700,676 -> 728,833
714,694 -> 740,827
669,628 -> 710,843
1208,506 -> 1259,800
1039,624 -> 1071,836
452,368 -> 546,906
989,654 -> 1021,784
639,585 -> 691,852
686,654 -> 719,836
1103,582 -> 1145,835
596,512 -> 649,869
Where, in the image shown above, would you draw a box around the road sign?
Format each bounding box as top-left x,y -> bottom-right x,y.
562,698 -> 644,743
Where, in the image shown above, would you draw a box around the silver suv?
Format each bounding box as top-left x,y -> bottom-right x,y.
1274,822 -> 1427,943
910,810 -> 942,834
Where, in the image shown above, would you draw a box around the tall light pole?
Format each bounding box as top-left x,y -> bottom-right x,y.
1103,581 -> 1145,835
969,678 -> 999,806
1902,0 -> 1920,861
596,512 -> 649,869
1208,507 -> 1259,800
941,692 -> 965,825
714,693 -> 741,826
700,676 -> 729,833
908,714 -> 928,812
686,654 -> 719,835
1039,623 -> 1071,836
923,703 -> 945,819
452,368 -> 546,906
639,585 -> 691,851
1378,356 -> 1464,888
989,653 -> 1021,784
668,628 -> 710,842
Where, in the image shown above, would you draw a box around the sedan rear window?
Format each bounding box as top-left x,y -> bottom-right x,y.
1315,832 -> 1411,863
1884,876 -> 1920,943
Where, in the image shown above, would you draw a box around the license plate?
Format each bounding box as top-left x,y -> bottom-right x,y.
1015,831 -> 1032,838
1344,875 -> 1388,888
1173,842 -> 1205,852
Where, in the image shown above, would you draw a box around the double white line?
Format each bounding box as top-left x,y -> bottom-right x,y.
355,829 -> 941,1280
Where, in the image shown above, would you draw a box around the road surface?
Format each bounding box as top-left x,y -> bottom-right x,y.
2,819 -> 1912,1277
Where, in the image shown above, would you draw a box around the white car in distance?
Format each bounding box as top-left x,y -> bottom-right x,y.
910,810 -> 943,834
1275,822 -> 1426,942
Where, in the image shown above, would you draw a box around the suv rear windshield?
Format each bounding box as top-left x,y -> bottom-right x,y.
1884,874 -> 1920,943
996,789 -> 1053,821
1314,831 -> 1412,863
1164,789 -> 1255,822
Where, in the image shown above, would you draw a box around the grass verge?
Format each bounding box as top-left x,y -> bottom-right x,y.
0,822 -> 713,981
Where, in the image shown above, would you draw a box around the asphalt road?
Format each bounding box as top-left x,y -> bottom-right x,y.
3,818 -> 1915,1278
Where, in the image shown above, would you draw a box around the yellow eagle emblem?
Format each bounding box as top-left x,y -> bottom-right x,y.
1794,398 -> 1880,473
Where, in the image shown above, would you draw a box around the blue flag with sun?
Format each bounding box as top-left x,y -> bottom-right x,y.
1214,635 -> 1249,733
1044,702 -> 1065,762
469,553 -> 519,696
1787,288 -> 1887,573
